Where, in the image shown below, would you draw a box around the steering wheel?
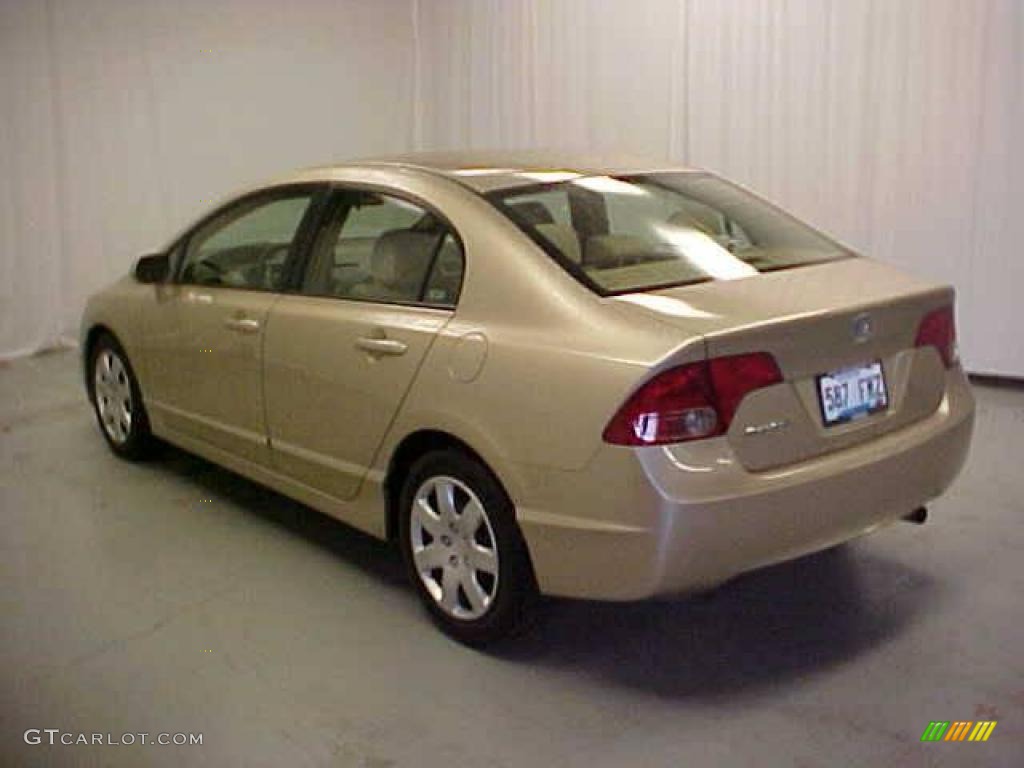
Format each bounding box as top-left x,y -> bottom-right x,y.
187,258 -> 226,285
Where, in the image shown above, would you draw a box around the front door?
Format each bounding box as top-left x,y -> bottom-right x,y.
262,187 -> 465,499
143,187 -> 322,465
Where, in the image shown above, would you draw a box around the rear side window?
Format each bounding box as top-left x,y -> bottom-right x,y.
489,173 -> 850,295
301,190 -> 464,308
421,233 -> 463,306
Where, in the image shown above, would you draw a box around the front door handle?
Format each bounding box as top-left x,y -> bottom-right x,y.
355,336 -> 408,356
224,317 -> 261,334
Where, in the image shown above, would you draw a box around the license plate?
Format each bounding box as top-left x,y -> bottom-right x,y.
817,361 -> 888,427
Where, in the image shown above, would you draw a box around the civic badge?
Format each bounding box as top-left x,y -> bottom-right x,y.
852,312 -> 873,343
743,419 -> 789,437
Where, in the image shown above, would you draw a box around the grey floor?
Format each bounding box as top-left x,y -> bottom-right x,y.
1,350 -> 1021,768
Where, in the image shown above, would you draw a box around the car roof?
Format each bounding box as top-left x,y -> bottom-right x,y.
291,150 -> 697,193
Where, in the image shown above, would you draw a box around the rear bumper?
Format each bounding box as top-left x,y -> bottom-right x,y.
516,368 -> 974,600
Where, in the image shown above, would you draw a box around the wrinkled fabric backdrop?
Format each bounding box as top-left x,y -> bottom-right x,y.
2,0 -> 1021,375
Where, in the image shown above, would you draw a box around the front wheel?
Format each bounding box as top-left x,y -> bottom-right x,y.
398,450 -> 538,646
88,333 -> 155,460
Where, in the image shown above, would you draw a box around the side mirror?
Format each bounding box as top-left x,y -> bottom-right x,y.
134,252 -> 170,284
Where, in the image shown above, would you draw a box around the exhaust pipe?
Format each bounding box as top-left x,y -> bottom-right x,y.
902,506 -> 928,525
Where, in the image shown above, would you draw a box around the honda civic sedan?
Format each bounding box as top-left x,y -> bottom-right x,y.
81,152 -> 974,644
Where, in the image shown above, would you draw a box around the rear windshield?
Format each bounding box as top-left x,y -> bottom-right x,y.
487,173 -> 851,295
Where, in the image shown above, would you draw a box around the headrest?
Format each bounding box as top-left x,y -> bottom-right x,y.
585,234 -> 646,268
667,207 -> 719,236
371,230 -> 437,287
509,201 -> 556,226
536,223 -> 582,264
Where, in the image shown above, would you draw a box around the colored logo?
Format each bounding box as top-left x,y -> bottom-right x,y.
921,721 -> 997,742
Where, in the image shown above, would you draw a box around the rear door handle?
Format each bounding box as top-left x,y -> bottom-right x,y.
355,337 -> 408,356
224,317 -> 261,334
186,291 -> 213,304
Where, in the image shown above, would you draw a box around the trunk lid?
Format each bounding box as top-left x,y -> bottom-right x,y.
612,257 -> 953,470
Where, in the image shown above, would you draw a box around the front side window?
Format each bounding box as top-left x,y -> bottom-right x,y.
301,190 -> 464,308
489,173 -> 850,295
179,191 -> 316,290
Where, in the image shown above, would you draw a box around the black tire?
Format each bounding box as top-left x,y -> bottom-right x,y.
398,449 -> 539,646
87,332 -> 156,460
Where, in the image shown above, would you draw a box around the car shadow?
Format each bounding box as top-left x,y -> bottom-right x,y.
493,545 -> 940,699
148,440 -> 940,700
155,442 -> 408,589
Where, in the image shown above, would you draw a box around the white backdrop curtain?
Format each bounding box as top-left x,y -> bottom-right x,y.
413,0 -> 1023,377
0,0 -> 416,359
2,1 -> 1021,376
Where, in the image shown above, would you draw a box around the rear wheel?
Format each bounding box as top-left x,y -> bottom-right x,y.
89,333 -> 155,460
398,449 -> 538,646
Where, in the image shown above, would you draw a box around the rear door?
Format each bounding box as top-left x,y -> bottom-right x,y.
262,187 -> 465,500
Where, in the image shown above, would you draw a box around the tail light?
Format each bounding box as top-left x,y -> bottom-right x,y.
602,352 -> 782,446
914,305 -> 957,368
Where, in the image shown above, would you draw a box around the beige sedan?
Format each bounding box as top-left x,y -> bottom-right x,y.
81,152 -> 974,644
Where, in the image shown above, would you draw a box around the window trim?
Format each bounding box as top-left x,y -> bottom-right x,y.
170,183 -> 329,294
288,182 -> 467,311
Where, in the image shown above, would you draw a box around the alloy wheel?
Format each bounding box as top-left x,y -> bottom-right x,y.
409,475 -> 500,620
94,349 -> 133,445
